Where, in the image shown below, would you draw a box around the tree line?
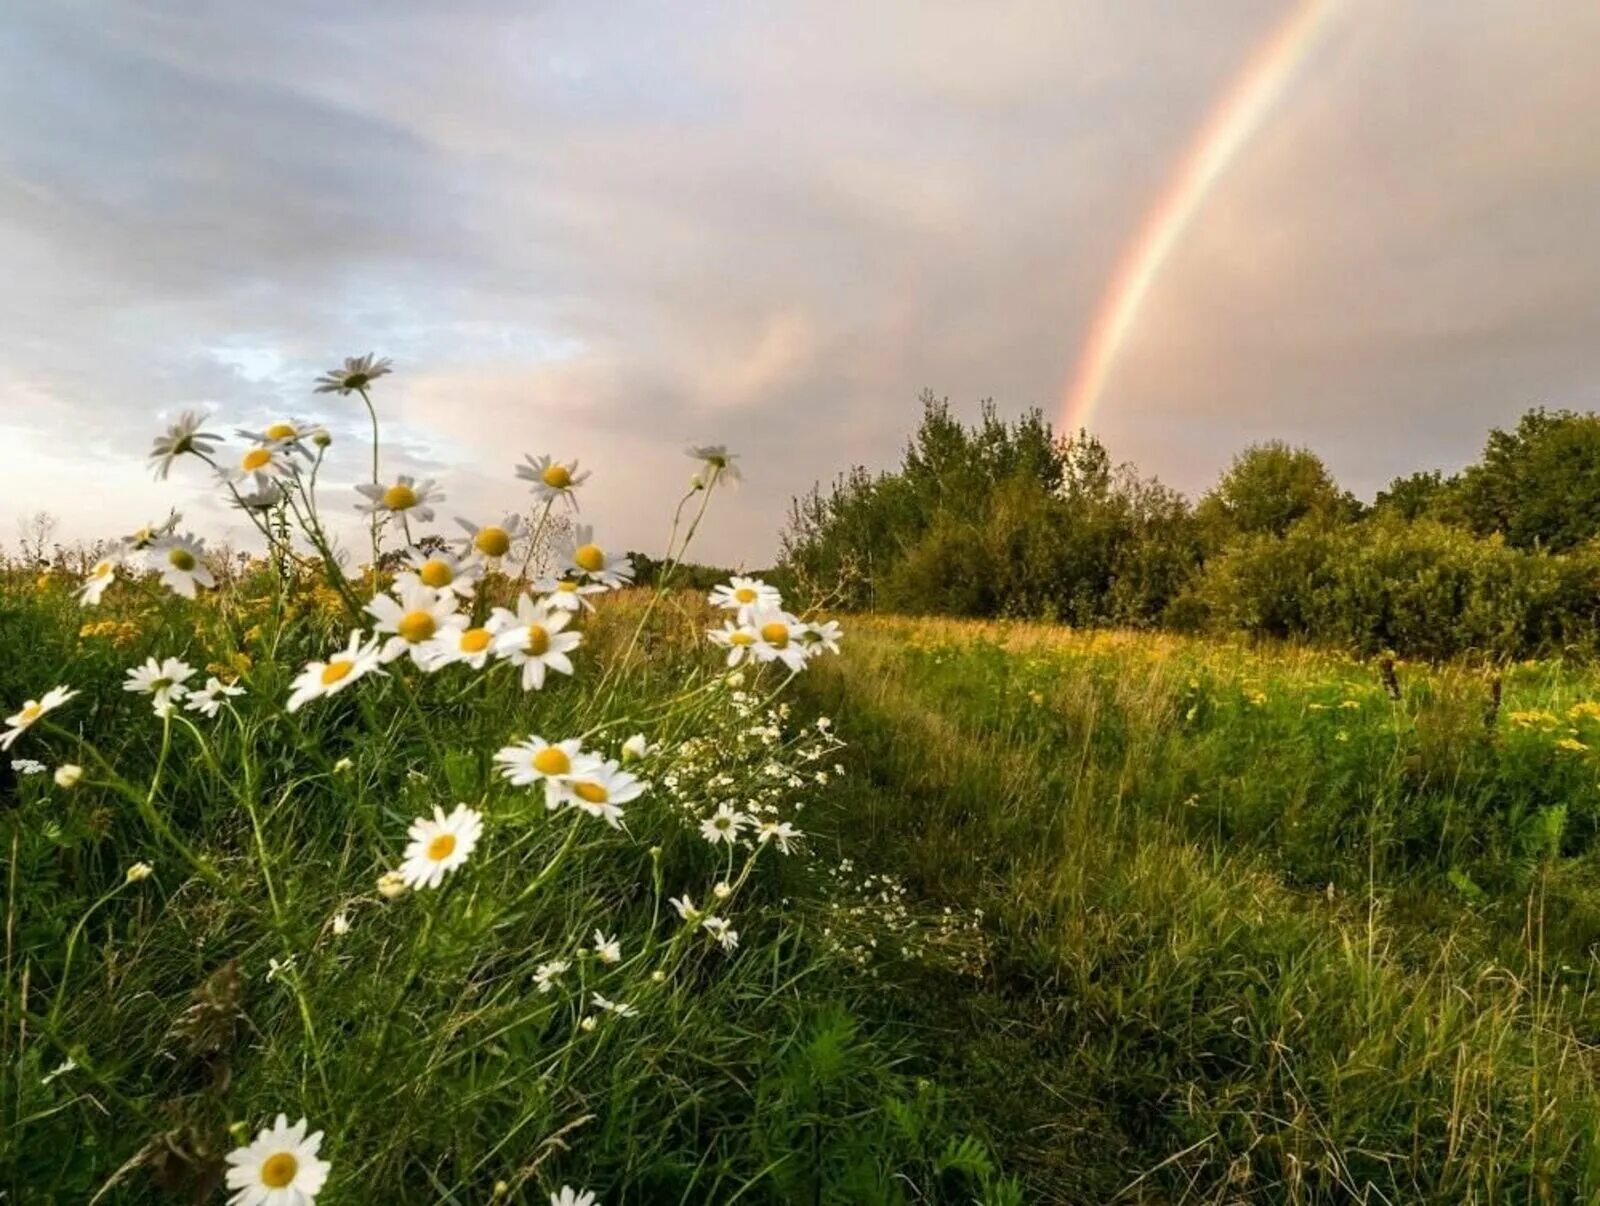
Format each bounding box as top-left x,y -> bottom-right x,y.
779,394 -> 1600,660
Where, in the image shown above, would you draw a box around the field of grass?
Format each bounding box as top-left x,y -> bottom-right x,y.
9,520 -> 1600,1202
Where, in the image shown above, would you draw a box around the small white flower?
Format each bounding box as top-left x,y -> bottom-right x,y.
314,352 -> 392,394
398,546 -> 482,600
54,763 -> 83,789
553,759 -> 644,828
398,803 -> 483,890
119,512 -> 181,563
804,619 -> 843,656
185,676 -> 246,718
686,444 -> 742,485
123,656 -> 197,717
534,574 -> 609,612
331,912 -> 351,937
712,881 -> 732,900
707,620 -> 759,667
355,474 -> 444,522
287,631 -> 385,712
77,557 -> 119,607
366,581 -> 465,667
708,576 -> 782,620
224,1113 -> 331,1205
699,804 -> 750,846
748,609 -> 809,673
494,736 -> 601,807
701,916 -> 739,951
333,757 -> 355,775
149,411 -> 222,479
421,617 -> 506,671
377,870 -> 408,899
517,453 -> 591,508
11,758 -> 45,776
579,1014 -> 598,1032
591,992 -> 637,1017
620,733 -> 650,762
236,419 -> 315,457
757,820 -> 803,855
153,533 -> 217,599
550,1188 -> 598,1206
560,524 -> 633,588
223,442 -> 295,488
2,685 -> 78,751
491,595 -> 581,691
669,894 -> 701,923
534,959 -> 571,993
592,930 -> 621,964
125,861 -> 154,883
454,514 -> 525,562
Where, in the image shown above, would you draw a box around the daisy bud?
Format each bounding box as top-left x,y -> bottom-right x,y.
54,763 -> 83,789
690,473 -> 705,490
228,1120 -> 251,1144
713,881 -> 732,900
377,870 -> 408,899
125,862 -> 154,883
312,427 -> 333,448
331,912 -> 351,936
333,757 -> 354,775
651,969 -> 667,983
580,1015 -> 598,1032
621,733 -> 649,762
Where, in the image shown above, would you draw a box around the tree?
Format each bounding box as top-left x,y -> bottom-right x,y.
1455,408 -> 1600,551
1195,442 -> 1355,542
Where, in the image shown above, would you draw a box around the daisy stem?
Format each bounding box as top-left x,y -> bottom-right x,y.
358,385 -> 382,593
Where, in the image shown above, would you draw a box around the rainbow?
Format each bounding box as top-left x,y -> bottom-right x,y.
1060,0 -> 1336,433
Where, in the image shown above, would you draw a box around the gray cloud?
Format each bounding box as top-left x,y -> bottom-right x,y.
3,0 -> 1598,561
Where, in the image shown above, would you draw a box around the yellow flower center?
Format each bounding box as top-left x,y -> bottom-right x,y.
20,703 -> 42,723
459,627 -> 492,653
397,610 -> 436,643
524,625 -> 550,656
729,632 -> 754,646
320,660 -> 354,686
573,780 -> 609,804
265,422 -> 297,440
167,547 -> 196,572
542,464 -> 573,489
383,483 -> 418,510
93,561 -> 113,578
475,526 -> 511,557
533,746 -> 571,775
556,580 -> 578,593
427,832 -> 457,861
574,544 -> 605,573
735,587 -> 756,603
760,622 -> 789,648
241,448 -> 273,472
260,1151 -> 298,1189
418,559 -> 453,588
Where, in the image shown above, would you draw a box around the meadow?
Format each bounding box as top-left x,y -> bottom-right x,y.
5,374 -> 1600,1203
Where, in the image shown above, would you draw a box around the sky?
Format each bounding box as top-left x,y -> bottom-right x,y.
4,0 -> 1600,565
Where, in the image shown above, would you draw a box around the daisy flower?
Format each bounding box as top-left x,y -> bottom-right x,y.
687,444 -> 741,486
708,576 -> 782,619
120,512 -> 181,563
707,620 -> 759,666
701,916 -> 740,951
803,619 -> 843,656
533,959 -> 571,993
77,556 -> 118,607
550,1189 -> 598,1206
355,475 -> 443,524
398,547 -> 480,600
561,525 -> 633,588
286,631 -> 384,712
366,581 -> 464,667
224,1114 -> 330,1206
748,610 -> 810,673
454,514 -> 525,562
149,411 -> 221,480
517,454 -> 591,508
123,656 -> 196,717
699,803 -> 751,846
592,931 -> 621,964
620,733 -> 650,762
557,759 -> 644,828
591,992 -> 637,1017
398,803 -> 483,890
491,595 -> 581,691
534,575 -> 608,613
125,861 -> 155,883
2,686 -> 78,751
493,736 -> 600,805
422,619 -> 505,672
669,894 -> 701,923
153,533 -> 216,598
313,352 -> 392,394
231,481 -> 288,514
186,676 -> 246,718
237,420 -> 315,456
223,443 -> 295,487
757,819 -> 803,854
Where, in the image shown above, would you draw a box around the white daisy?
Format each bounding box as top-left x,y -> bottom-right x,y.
421,620 -> 504,672
493,736 -> 600,807
454,514 -> 526,562
757,819 -> 803,854
365,581 -> 464,667
398,803 -> 483,891
620,733 -> 650,762
533,574 -> 608,613
560,525 -> 633,588
701,916 -> 740,951
708,576 -> 782,619
2,685 -> 78,751
150,533 -> 216,599
699,803 -> 750,846
77,557 -> 119,607
398,547 -> 480,600
687,444 -> 741,486
669,894 -> 701,923
803,619 -> 843,656
491,595 -> 581,691
591,992 -> 637,1017
185,676 -> 246,718
533,958 -> 571,994
748,609 -> 810,673
517,454 -> 591,508
120,512 -> 181,563
550,1188 -> 597,1206
123,656 -> 197,717
707,620 -> 759,667
223,442 -> 294,487
149,411 -> 223,480
224,1113 -> 330,1206
286,631 -> 384,712
592,930 -> 621,965
355,475 -> 444,524
313,352 -> 392,394
237,420 -> 315,457
556,759 -> 644,828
